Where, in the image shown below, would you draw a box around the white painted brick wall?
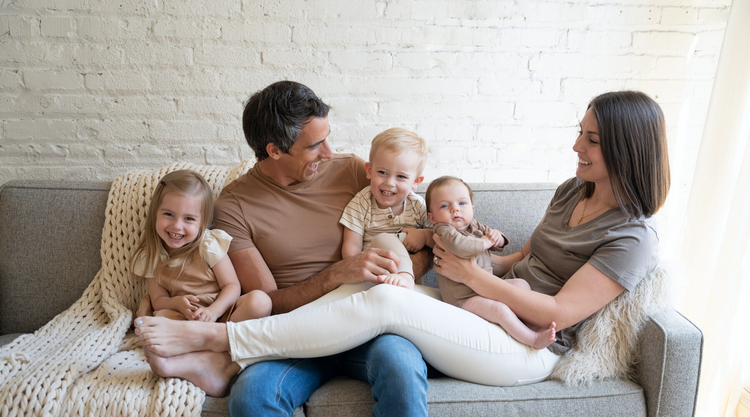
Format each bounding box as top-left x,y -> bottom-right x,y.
0,0 -> 732,214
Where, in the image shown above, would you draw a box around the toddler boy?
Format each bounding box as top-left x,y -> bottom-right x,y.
339,128 -> 433,289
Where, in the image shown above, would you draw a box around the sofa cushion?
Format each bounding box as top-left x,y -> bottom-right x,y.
0,180 -> 110,335
305,377 -> 646,416
0,333 -> 22,347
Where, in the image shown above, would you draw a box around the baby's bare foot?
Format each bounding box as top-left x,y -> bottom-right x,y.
532,322 -> 557,350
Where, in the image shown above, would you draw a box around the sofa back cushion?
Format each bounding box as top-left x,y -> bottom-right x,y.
0,180 -> 111,335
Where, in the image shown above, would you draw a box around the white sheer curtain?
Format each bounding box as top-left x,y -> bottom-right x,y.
678,0 -> 750,415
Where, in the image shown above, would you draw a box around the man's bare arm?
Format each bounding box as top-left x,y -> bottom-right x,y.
410,249 -> 432,285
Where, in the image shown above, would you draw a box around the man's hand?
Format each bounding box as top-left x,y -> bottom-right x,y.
326,248 -> 401,286
409,249 -> 431,284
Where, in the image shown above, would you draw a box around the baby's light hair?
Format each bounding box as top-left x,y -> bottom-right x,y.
369,128 -> 429,176
425,176 -> 474,213
130,170 -> 214,283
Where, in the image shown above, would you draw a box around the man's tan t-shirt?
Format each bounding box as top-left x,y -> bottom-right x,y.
214,154 -> 369,289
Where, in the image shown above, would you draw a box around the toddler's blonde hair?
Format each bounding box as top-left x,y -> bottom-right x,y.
369,128 -> 429,176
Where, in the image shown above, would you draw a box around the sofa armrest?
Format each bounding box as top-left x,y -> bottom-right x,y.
636,309 -> 703,417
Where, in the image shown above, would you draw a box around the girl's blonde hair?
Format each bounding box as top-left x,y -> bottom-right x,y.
130,170 -> 214,283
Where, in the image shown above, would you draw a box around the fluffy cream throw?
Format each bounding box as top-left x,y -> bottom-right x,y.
0,160 -> 252,417
549,260 -> 676,385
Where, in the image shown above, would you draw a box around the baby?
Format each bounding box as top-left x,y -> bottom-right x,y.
426,176 -> 556,350
339,128 -> 433,289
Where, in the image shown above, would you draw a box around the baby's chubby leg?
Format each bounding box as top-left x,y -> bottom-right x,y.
463,295 -> 556,350
154,309 -> 187,321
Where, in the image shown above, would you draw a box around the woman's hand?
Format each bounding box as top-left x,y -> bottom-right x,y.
432,234 -> 479,284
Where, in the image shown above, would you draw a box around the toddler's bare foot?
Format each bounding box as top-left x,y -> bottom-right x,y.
134,316 -> 228,358
149,351 -> 239,397
377,272 -> 415,290
532,321 -> 557,350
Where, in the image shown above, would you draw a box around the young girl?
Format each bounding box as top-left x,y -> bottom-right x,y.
131,170 -> 271,395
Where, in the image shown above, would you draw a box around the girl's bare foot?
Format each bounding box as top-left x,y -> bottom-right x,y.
532,322 -> 557,350
148,351 -> 240,397
134,316 -> 229,357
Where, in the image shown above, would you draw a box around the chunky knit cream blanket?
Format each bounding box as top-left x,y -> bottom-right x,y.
0,161 -> 252,417
0,160 -> 674,415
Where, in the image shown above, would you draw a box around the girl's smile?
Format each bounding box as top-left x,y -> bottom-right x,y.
155,191 -> 202,255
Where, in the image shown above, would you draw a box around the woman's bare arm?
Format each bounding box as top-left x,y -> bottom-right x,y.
433,235 -> 624,329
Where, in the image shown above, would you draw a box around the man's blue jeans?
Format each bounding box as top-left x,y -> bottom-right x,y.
227,334 -> 429,417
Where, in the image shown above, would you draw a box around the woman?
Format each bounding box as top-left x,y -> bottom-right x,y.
134,90 -> 670,393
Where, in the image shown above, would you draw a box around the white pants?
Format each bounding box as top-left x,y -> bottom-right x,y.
226,283 -> 560,386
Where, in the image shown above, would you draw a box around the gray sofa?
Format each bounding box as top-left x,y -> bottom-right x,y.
0,179 -> 703,416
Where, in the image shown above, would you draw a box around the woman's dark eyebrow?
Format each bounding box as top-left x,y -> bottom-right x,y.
579,124 -> 600,136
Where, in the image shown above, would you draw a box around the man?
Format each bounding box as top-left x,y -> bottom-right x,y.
215,81 -> 431,416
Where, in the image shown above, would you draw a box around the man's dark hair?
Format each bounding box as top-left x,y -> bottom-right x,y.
242,81 -> 331,161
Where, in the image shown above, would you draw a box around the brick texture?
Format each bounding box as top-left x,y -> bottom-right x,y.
0,0 -> 731,192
